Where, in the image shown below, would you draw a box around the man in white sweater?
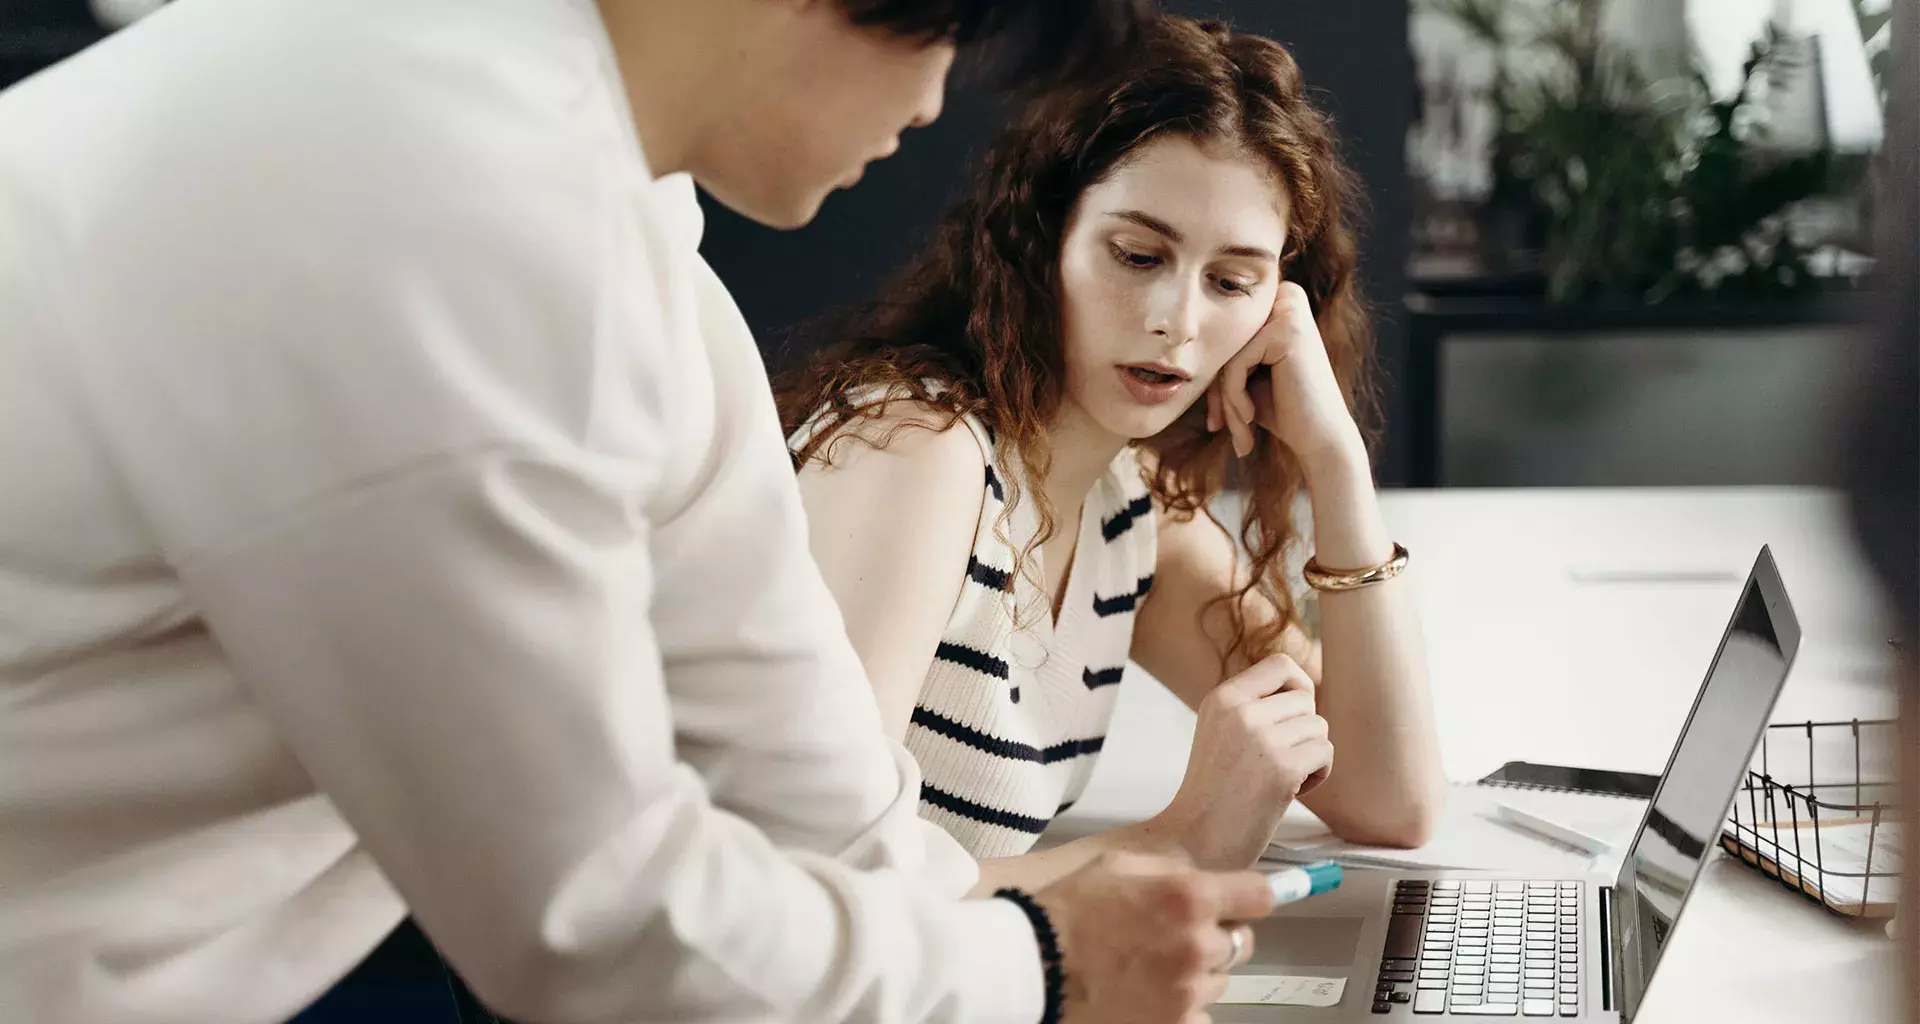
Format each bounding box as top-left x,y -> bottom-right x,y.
0,2 -> 1276,1023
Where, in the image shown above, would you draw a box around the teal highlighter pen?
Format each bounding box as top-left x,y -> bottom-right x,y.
1266,860 -> 1343,908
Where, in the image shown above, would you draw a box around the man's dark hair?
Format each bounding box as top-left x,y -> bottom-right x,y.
836,0 -> 1151,90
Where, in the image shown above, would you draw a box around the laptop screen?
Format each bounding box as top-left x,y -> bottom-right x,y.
1612,548 -> 1800,1017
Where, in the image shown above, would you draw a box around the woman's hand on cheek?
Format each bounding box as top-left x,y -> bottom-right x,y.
1206,281 -> 1362,470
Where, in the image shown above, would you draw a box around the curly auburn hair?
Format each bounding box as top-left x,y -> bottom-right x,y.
778,14 -> 1377,669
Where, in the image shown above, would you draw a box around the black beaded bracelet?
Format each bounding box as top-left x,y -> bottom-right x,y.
993,887 -> 1066,1024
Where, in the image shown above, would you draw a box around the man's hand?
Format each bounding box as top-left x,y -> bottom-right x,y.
1035,853 -> 1275,1024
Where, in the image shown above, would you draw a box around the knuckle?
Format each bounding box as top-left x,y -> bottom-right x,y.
1282,658 -> 1316,691
1157,877 -> 1207,921
1172,933 -> 1210,975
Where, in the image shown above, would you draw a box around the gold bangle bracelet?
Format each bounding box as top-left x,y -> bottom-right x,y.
1303,543 -> 1410,592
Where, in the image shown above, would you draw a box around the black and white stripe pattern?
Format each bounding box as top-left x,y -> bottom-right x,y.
791,394 -> 1157,860
920,783 -> 1051,836
933,640 -> 1008,679
912,708 -> 1105,764
1081,665 -> 1125,689
1091,575 -> 1155,617
900,417 -> 1156,859
1101,494 -> 1151,542
966,555 -> 1012,593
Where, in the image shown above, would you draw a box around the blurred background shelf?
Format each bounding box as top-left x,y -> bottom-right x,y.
1404,290 -> 1874,487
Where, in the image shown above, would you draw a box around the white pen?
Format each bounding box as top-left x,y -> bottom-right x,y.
1492,801 -> 1613,857
1265,860 -> 1343,908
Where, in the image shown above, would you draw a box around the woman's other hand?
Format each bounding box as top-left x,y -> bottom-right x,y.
1149,652 -> 1333,868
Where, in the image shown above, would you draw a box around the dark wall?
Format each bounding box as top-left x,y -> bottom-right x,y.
6,1 -> 1414,475
699,0 -> 1416,483
1,1 -> 108,90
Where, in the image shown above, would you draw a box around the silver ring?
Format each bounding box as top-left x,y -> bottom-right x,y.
1221,923 -> 1249,972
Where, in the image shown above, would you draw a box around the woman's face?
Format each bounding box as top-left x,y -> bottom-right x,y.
1056,135 -> 1290,442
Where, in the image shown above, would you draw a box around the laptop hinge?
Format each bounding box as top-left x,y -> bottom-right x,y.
1598,886 -> 1617,1014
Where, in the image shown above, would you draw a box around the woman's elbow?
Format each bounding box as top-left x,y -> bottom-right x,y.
1332,784 -> 1447,849
1378,800 -> 1444,849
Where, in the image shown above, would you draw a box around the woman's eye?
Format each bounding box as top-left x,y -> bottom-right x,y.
1110,244 -> 1162,269
1215,277 -> 1253,295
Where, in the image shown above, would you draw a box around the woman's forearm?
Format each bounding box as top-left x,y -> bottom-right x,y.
1296,438 -> 1446,847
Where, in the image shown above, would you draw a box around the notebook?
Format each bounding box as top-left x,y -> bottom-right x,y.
1264,762 -> 1655,873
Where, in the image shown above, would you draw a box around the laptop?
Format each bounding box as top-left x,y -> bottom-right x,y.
1224,546 -> 1802,1021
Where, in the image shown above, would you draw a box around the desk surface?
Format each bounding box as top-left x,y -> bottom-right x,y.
1056,487 -> 1900,1023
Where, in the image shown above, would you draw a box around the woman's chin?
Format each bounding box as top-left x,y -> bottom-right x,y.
1070,388 -> 1205,445
1101,405 -> 1197,443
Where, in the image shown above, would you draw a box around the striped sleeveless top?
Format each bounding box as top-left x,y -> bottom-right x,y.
793,405 -> 1157,859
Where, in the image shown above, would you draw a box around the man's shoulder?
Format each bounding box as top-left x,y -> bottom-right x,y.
0,0 -> 677,557
0,0 -> 648,382
0,0 -> 625,254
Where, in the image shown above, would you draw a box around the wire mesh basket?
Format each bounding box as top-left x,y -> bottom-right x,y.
1721,718 -> 1900,917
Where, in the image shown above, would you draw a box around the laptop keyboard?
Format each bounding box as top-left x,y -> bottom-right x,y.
1371,879 -> 1582,1017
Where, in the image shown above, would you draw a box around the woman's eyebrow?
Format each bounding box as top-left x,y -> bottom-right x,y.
1103,209 -> 1278,261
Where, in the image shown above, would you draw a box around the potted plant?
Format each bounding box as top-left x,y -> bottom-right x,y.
1428,0 -> 1855,304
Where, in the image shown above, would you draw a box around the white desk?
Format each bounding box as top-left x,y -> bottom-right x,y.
1054,488 -> 1901,1022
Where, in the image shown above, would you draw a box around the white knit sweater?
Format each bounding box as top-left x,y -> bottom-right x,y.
800,409 -> 1158,859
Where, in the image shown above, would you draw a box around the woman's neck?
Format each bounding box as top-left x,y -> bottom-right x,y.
1037,399 -> 1132,533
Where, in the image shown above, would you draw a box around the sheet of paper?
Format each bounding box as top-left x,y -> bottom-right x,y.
1492,786 -> 1650,845
1726,819 -> 1901,909
1217,975 -> 1347,1007
1267,784 -> 1646,874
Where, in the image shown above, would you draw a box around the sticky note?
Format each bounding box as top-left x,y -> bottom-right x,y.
1217,975 -> 1347,1007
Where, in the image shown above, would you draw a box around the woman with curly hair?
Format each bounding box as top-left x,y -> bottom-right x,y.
780,14 -> 1444,891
